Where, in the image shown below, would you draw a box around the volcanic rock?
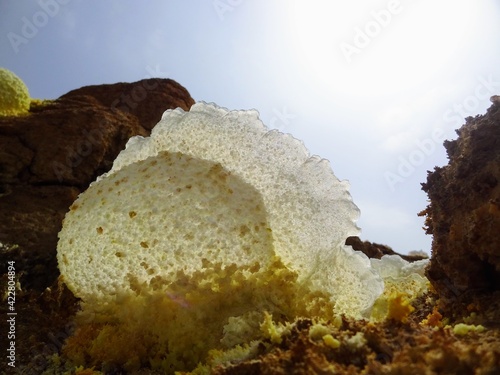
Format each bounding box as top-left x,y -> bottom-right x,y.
421,101 -> 500,299
346,236 -> 427,262
59,78 -> 194,131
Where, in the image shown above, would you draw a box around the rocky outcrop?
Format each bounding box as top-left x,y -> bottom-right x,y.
421,100 -> 500,299
346,236 -> 427,262
0,79 -> 194,291
210,315 -> 500,375
59,78 -> 194,131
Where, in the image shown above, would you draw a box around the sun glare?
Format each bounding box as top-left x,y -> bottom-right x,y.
293,0 -> 480,97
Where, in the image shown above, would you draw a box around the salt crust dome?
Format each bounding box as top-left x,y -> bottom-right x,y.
59,102 -> 390,317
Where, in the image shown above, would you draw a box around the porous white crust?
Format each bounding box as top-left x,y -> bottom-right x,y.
58,151 -> 273,300
370,255 -> 430,301
58,102 -> 383,316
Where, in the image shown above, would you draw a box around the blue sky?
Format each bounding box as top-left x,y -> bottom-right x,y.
2,0 -> 500,254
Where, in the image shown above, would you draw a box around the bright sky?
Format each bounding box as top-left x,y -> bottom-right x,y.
1,0 -> 500,254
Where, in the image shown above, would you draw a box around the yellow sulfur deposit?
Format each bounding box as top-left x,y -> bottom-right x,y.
386,293 -> 415,323
57,102 -> 430,373
0,67 -> 31,116
62,258 -> 337,372
452,323 -> 486,336
323,334 -> 341,349
370,255 -> 429,322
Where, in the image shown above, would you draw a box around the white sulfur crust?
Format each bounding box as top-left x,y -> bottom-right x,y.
58,102 -> 384,316
58,151 -> 273,301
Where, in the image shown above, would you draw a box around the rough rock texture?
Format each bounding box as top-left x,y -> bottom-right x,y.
0,79 -> 194,291
59,78 -> 194,131
421,100 -> 500,300
346,236 -> 427,262
212,315 -> 500,375
0,280 -> 79,374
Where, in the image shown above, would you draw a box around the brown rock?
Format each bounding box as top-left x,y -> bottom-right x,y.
346,236 -> 428,262
421,101 -> 500,299
0,186 -> 79,290
0,79 -> 194,290
59,78 -> 194,131
212,315 -> 500,375
3,279 -> 80,375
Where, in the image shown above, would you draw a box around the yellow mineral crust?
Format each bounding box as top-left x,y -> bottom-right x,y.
370,255 -> 429,322
452,323 -> 486,336
0,67 -> 31,116
62,258 -> 337,373
56,103 -> 432,374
